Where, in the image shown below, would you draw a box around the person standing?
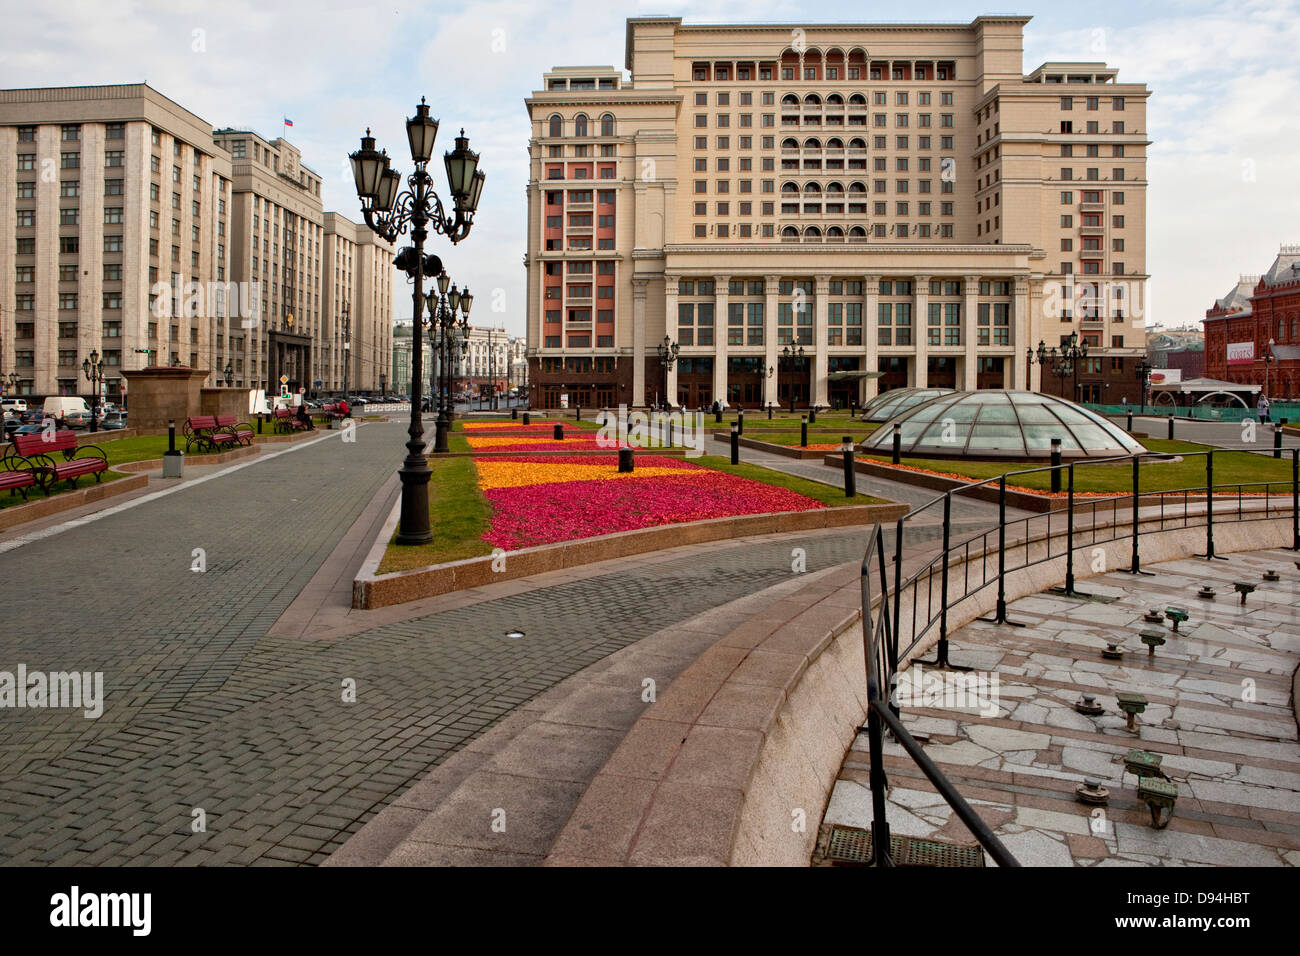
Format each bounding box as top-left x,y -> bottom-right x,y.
1258,393 -> 1271,423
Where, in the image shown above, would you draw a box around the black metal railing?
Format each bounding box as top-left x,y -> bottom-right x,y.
856,446 -> 1300,867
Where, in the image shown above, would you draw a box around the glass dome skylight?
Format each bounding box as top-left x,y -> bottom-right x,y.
861,389 -> 1147,459
861,387 -> 954,423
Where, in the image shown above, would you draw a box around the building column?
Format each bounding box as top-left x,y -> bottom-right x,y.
764,274 -> 780,408
1014,275 -> 1032,389
963,274 -> 980,391
713,275 -> 729,407
632,277 -> 648,406
1027,276 -> 1043,392
863,274 -> 880,403
664,276 -> 679,406
913,275 -> 930,388
813,274 -> 831,407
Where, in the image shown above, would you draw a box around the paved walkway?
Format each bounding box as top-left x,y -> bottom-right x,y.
0,418 -> 966,866
821,546 -> 1300,866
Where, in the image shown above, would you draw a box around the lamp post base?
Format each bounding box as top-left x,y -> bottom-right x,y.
395,450 -> 434,546
433,417 -> 450,455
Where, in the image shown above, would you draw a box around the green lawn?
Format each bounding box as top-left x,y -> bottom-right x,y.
865,438 -> 1296,494
377,454 -> 494,573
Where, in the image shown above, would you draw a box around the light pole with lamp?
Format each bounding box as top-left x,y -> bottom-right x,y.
656,335 -> 678,410
223,362 -> 234,387
426,272 -> 471,453
782,345 -> 805,414
1264,338 -> 1276,401
1134,357 -> 1153,415
350,99 -> 485,545
341,301 -> 351,399
82,351 -> 105,433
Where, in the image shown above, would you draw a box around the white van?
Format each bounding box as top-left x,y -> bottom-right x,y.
1,398 -> 27,414
43,396 -> 91,423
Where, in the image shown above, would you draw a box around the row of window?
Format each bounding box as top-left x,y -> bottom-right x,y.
691,60 -> 956,83
675,279 -> 1012,298
545,114 -> 617,138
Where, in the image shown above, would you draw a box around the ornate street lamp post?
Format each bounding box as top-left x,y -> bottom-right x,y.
1264,337 -> 1276,400
82,350 -> 104,433
1027,335 -> 1087,401
656,335 -> 678,410
1134,357 -> 1153,415
782,344 -> 805,414
350,99 -> 486,545
426,273 -> 471,453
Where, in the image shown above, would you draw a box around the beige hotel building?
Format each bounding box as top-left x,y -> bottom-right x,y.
524,16 -> 1150,409
0,84 -> 392,402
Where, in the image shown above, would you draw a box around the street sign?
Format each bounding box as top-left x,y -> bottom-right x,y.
280,375 -> 289,385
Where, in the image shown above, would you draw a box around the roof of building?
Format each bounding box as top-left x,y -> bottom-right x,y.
1261,246 -> 1300,289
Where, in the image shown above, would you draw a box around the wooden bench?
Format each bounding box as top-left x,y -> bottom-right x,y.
215,414 -> 255,446
0,453 -> 41,500
184,415 -> 238,453
272,407 -> 310,434
13,430 -> 107,491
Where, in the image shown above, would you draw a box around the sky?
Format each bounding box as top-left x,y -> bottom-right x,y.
4,0 -> 1298,336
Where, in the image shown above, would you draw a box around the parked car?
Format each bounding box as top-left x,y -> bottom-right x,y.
1,398 -> 28,415
10,423 -> 47,439
64,411 -> 92,429
101,412 -> 128,430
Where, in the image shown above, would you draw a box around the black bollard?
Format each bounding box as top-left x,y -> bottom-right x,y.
730,425 -> 740,465
512,407 -> 518,420
1127,410 -> 1133,432
767,403 -> 773,420
1275,423 -> 1283,459
842,436 -> 856,497
801,415 -> 808,448
553,423 -> 564,441
523,412 -> 531,426
714,407 -> 722,424
575,405 -> 581,421
809,407 -> 817,424
737,409 -> 744,436
167,419 -> 177,454
1050,438 -> 1062,493
1167,416 -> 1174,440
618,447 -> 634,473
667,419 -> 674,448
257,412 -> 263,435
891,422 -> 902,465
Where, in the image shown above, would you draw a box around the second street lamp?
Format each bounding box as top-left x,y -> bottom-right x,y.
351,98 -> 486,546
656,335 -> 678,410
1135,357 -> 1153,414
426,273 -> 471,454
82,350 -> 104,433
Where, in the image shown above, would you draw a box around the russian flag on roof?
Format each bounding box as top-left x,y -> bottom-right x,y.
284,117 -> 294,127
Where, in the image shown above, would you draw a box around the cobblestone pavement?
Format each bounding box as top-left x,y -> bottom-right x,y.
823,547 -> 1300,866
0,419 -> 972,866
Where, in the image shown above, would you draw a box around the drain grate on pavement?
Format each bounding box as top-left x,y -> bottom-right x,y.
823,824 -> 986,867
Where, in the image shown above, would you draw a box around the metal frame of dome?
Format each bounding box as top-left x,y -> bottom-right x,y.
861,387 -> 955,422
861,389 -> 1147,459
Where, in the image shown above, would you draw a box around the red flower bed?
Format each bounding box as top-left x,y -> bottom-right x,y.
476,455 -> 824,549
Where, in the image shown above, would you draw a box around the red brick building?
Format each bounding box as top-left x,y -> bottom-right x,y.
1203,246 -> 1300,401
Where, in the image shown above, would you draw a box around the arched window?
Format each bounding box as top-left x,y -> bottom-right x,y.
573,114 -> 588,137
804,226 -> 822,238
781,182 -> 800,194
849,181 -> 867,193
804,138 -> 822,150
849,226 -> 867,239
782,94 -> 800,106
803,93 -> 822,105
849,94 -> 867,106
782,226 -> 800,241
803,182 -> 822,193
827,138 -> 845,150
548,114 -> 562,137
826,181 -> 845,193
600,113 -> 615,137
827,226 -> 845,237
782,138 -> 800,149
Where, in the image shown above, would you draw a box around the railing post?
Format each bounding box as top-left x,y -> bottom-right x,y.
892,422 -> 902,465
1168,416 -> 1174,440
917,495 -> 969,670
1292,448 -> 1299,551
1127,409 -> 1133,432
1064,463 -> 1076,592
1050,438 -> 1062,493
1200,450 -> 1223,561
1275,423 -> 1283,459
979,475 -> 1026,627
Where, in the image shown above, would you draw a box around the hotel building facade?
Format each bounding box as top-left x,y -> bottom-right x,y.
523,17 -> 1150,409
0,84 -> 392,403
